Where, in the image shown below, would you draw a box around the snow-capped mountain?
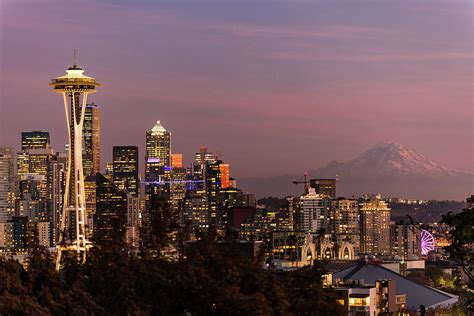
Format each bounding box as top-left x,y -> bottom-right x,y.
239,143 -> 473,200
315,142 -> 467,178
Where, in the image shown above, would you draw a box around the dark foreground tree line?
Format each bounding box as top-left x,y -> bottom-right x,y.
0,196 -> 345,315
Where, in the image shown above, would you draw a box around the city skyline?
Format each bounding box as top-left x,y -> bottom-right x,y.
1,0 -> 472,179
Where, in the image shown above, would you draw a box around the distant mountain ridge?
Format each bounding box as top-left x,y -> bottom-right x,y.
239,143 -> 473,200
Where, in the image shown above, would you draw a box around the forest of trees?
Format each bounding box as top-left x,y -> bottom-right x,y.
0,196 -> 345,315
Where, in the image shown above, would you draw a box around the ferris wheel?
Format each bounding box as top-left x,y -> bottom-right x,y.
420,229 -> 435,255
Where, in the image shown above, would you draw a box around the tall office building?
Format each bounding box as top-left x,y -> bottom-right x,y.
295,188 -> 330,233
84,175 -> 97,236
170,166 -> 187,211
26,148 -> 54,200
146,121 -> 171,168
49,152 -> 67,243
206,160 -> 224,228
18,131 -> 50,179
145,121 -> 171,198
359,198 -> 391,256
331,198 -> 360,254
82,102 -> 100,177
192,147 -> 216,183
0,147 -> 16,222
310,179 -> 336,198
94,173 -> 127,245
21,131 -> 50,151
171,153 -> 183,168
219,163 -> 230,189
113,146 -> 139,197
19,148 -> 54,223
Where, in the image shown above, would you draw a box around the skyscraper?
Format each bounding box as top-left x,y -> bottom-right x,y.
145,121 -> 171,198
220,163 -> 230,189
82,103 -> 100,177
170,166 -> 187,211
192,147 -> 216,187
0,147 -> 16,222
113,146 -> 139,197
25,148 -> 54,201
49,53 -> 101,269
84,175 -> 97,237
171,153 -> 183,168
146,121 -> 171,169
49,152 -> 67,243
206,160 -> 223,228
359,198 -> 391,256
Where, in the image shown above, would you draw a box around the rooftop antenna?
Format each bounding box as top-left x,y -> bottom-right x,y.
73,48 -> 77,67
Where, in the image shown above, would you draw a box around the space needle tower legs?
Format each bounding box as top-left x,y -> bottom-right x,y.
50,51 -> 101,270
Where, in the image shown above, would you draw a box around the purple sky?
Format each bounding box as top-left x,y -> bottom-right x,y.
0,0 -> 472,178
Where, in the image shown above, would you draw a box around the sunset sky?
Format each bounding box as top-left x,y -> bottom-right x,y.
0,0 -> 472,178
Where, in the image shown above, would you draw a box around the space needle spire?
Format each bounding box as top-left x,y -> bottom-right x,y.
49,51 -> 101,270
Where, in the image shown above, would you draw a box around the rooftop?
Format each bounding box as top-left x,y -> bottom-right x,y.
149,120 -> 169,135
332,263 -> 458,309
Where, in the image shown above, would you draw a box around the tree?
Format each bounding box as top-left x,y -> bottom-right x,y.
442,195 -> 474,286
280,265 -> 346,316
140,194 -> 180,257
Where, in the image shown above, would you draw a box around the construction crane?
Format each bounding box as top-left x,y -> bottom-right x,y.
292,172 -> 312,194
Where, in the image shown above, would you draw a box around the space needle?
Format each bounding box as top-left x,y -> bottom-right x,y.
50,51 -> 101,270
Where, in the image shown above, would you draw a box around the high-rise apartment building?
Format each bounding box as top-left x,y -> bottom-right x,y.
331,198 -> 360,254
82,103 -> 100,177
390,221 -> 421,261
0,147 -> 16,222
359,199 -> 391,256
113,146 -> 139,197
295,188 -> 330,233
